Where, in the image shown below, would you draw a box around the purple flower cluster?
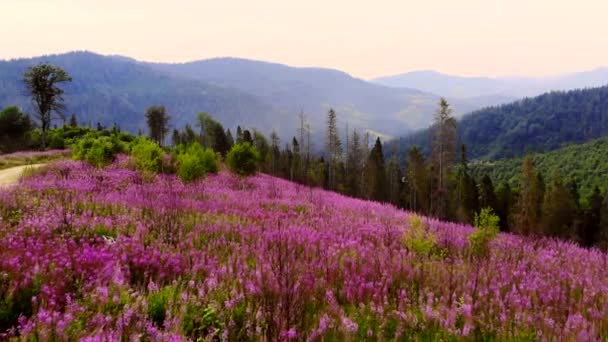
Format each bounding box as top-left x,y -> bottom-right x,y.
0,159 -> 607,340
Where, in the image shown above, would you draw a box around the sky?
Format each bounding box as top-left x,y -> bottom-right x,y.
1,0 -> 608,79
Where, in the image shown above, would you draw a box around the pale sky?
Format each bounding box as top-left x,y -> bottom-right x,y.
1,0 -> 608,79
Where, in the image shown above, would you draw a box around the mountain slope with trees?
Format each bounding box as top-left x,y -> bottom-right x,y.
471,136 -> 608,198
0,52 -> 287,134
146,57 -> 504,133
397,85 -> 608,160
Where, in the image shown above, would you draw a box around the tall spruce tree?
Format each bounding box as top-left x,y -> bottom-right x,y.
365,138 -> 387,201
326,109 -> 342,190
541,171 -> 577,239
479,175 -> 498,213
431,98 -> 457,218
407,146 -> 430,214
496,182 -> 513,232
515,156 -> 543,235
454,144 -> 479,223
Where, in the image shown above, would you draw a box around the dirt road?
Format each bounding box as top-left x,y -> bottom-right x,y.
0,164 -> 45,188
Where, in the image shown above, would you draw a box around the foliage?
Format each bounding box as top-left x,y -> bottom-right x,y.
400,85 -> 608,160
72,135 -> 126,167
145,106 -> 170,146
226,143 -> 260,177
469,208 -> 500,258
176,143 -> 218,183
23,63 -> 72,149
403,215 -> 439,258
471,136 -> 608,199
1,161 -> 606,339
0,106 -> 33,153
129,137 -> 165,174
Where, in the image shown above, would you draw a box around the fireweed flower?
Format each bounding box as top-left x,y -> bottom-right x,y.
0,158 -> 606,340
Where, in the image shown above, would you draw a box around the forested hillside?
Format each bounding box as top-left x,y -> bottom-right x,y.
0,52 -> 288,133
471,136 -> 608,198
397,86 -> 608,160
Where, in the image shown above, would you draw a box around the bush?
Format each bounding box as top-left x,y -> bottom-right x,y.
176,143 -> 218,183
469,208 -> 500,258
129,138 -> 165,174
403,214 -> 441,258
226,143 -> 259,177
72,135 -> 125,167
48,132 -> 65,149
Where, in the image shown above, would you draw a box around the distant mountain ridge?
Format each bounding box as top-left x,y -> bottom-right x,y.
0,51 -> 498,140
396,85 -> 608,160
372,68 -> 608,99
0,52 -> 285,134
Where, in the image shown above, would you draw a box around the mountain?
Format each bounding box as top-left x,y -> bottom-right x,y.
373,70 -> 509,98
0,52 -> 285,134
145,58 -> 503,134
396,85 -> 608,160
373,68 -> 608,100
0,52 -> 498,140
470,136 -> 608,198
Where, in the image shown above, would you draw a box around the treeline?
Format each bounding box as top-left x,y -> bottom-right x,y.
398,85 -> 608,160
241,99 -> 608,249
4,62 -> 608,250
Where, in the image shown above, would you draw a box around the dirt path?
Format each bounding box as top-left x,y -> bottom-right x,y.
0,164 -> 45,188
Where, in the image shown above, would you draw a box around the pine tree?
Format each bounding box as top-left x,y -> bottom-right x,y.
386,154 -> 402,206
270,131 -> 280,175
145,106 -> 170,145
515,156 -> 543,235
171,129 -> 181,146
326,109 -> 342,190
242,130 -> 253,144
479,175 -> 498,213
69,114 -> 78,127
291,137 -> 301,182
346,129 -> 363,197
226,129 -> 235,150
407,146 -> 430,214
454,144 -> 479,223
365,138 -> 387,201
541,171 -> 577,239
236,126 -> 243,144
599,192 -> 608,249
431,98 -> 457,218
181,124 -> 197,145
581,186 -> 603,247
496,182 -> 513,232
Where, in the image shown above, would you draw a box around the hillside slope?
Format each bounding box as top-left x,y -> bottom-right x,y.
0,159 -> 606,339
397,86 -> 608,160
0,52 -> 288,133
147,58 -> 500,133
471,136 -> 608,197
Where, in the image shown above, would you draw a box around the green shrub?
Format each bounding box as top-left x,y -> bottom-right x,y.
48,132 -> 65,149
0,276 -> 42,332
148,286 -> 177,327
72,135 -> 125,167
226,143 -> 259,177
403,214 -> 442,258
129,138 -> 165,174
176,143 -> 218,183
469,208 -> 500,258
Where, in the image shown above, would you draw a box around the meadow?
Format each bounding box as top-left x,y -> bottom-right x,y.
0,157 -> 607,340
